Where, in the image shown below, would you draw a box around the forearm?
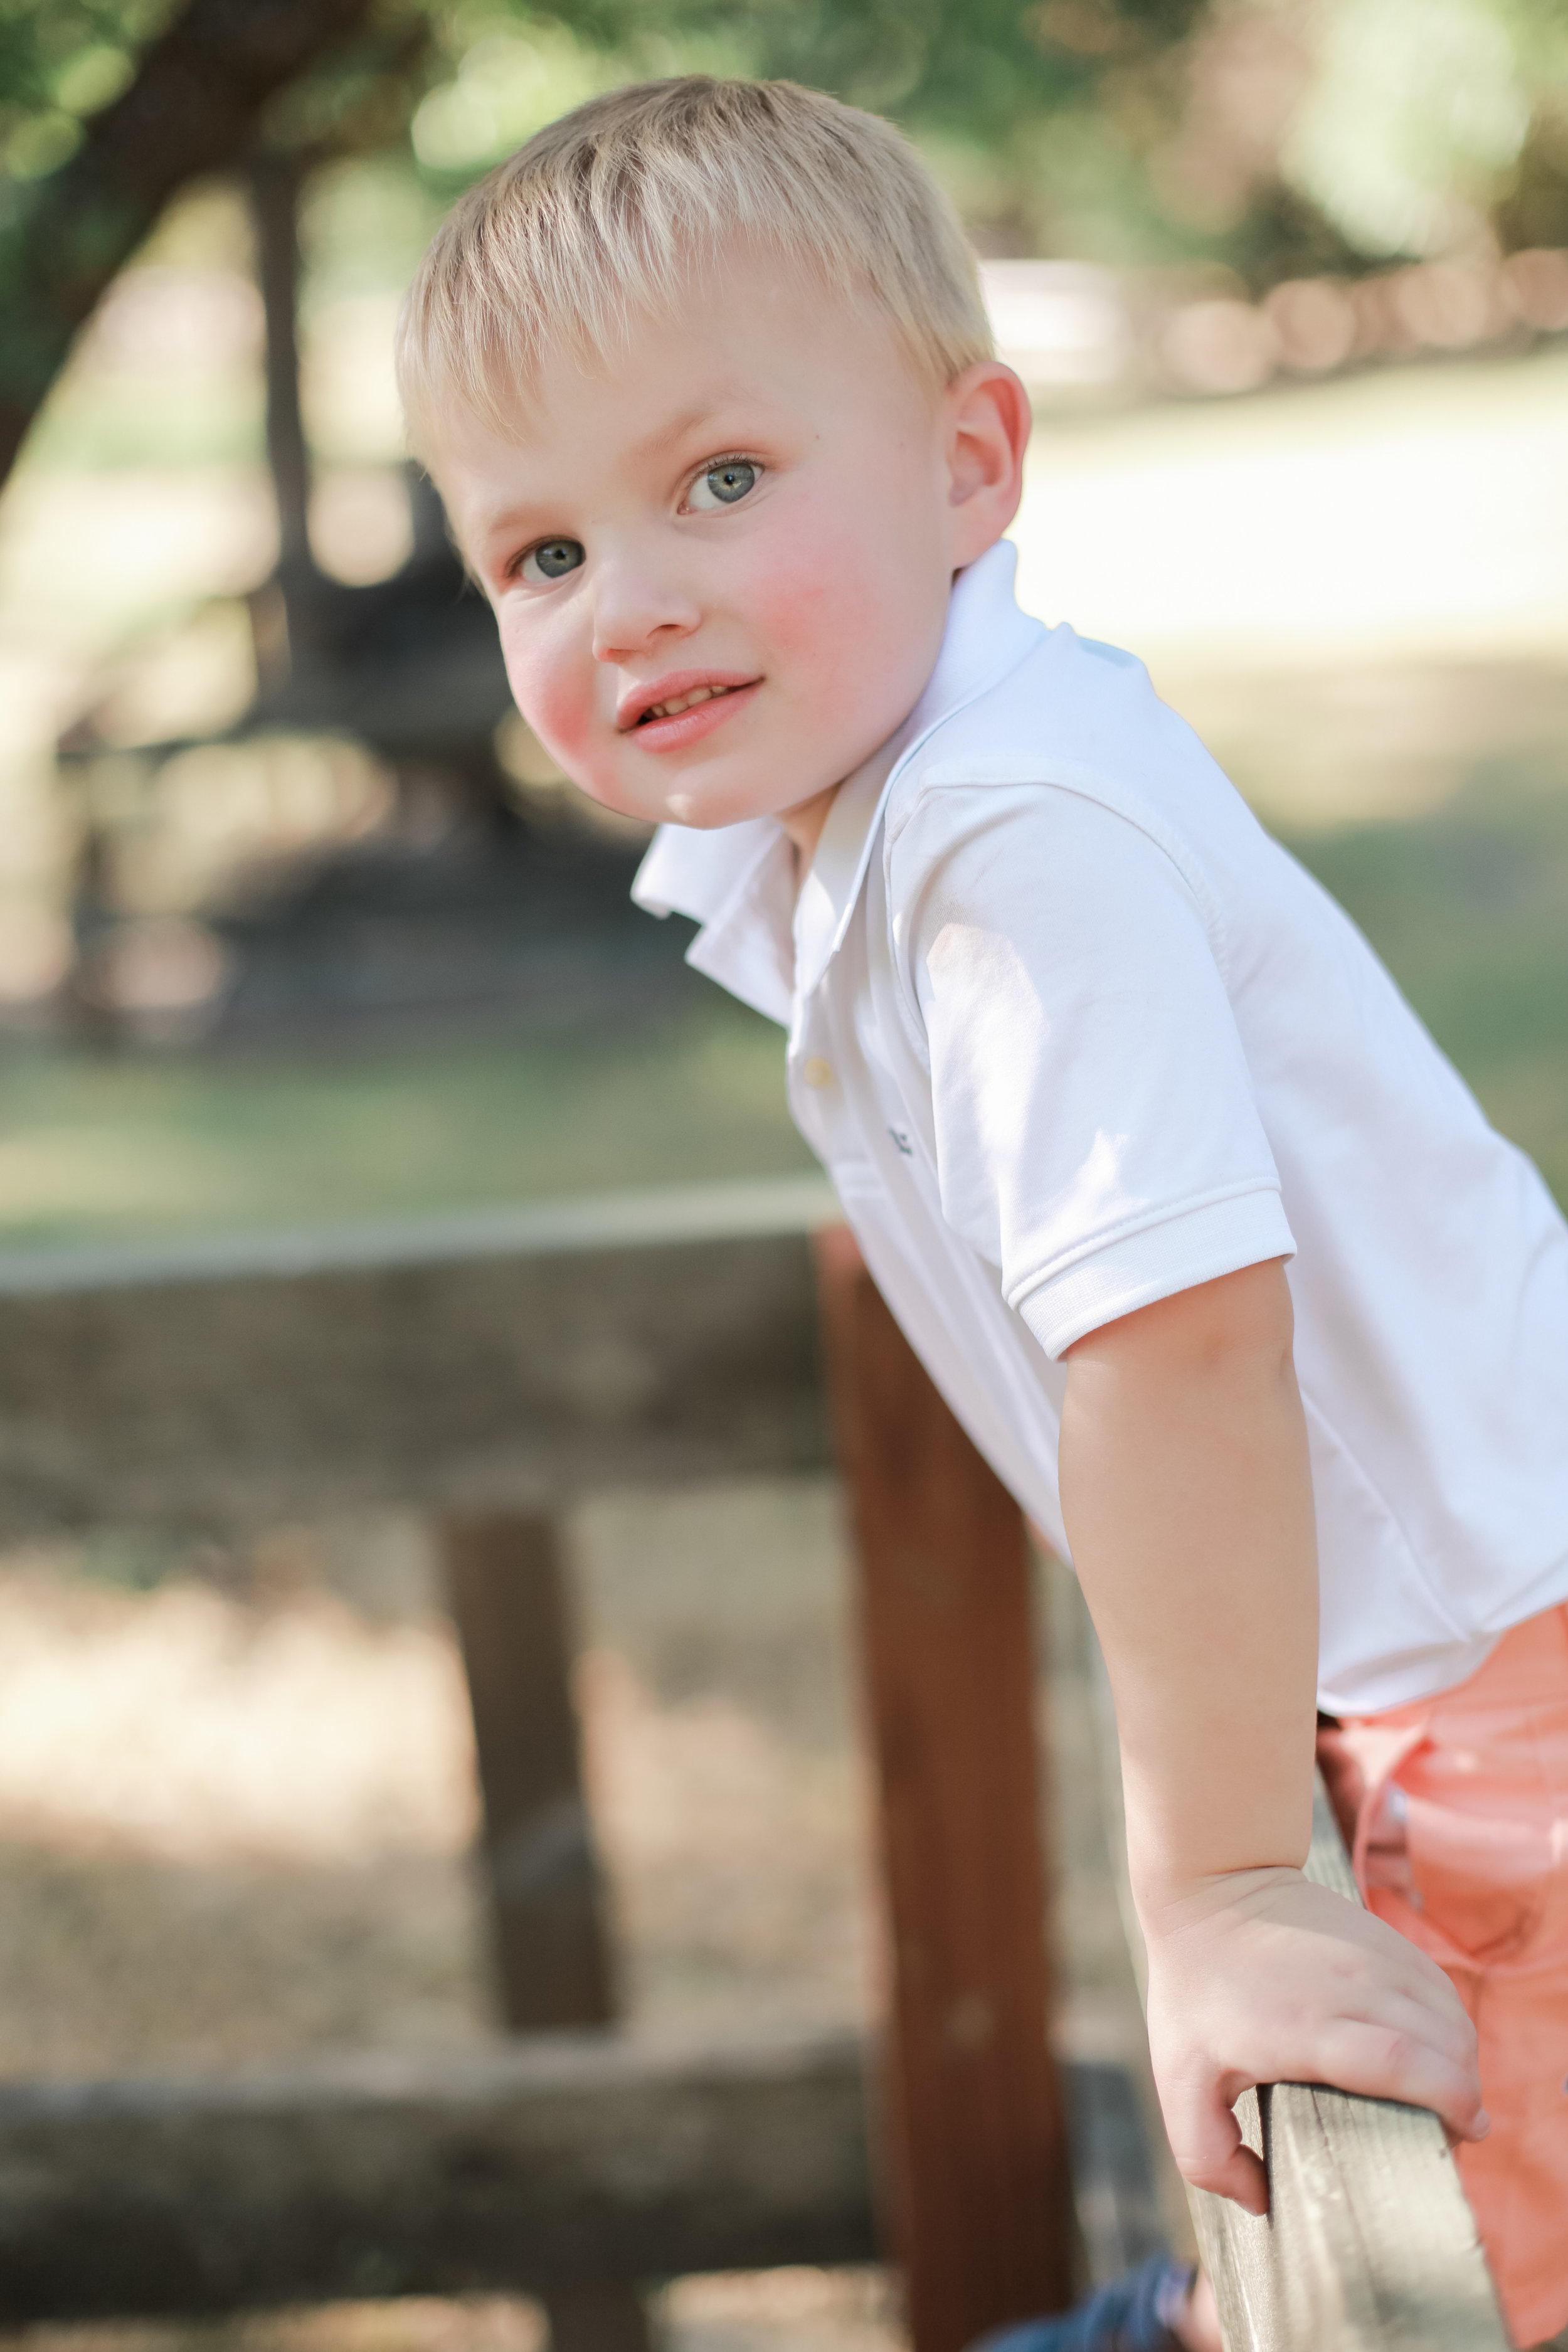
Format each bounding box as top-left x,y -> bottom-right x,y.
1059,1259 -> 1319,1922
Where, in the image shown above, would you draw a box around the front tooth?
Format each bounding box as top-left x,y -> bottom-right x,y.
647,683 -> 728,721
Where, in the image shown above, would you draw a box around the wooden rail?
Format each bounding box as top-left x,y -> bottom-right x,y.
1086,1640 -> 1508,2352
0,1181 -> 1081,2348
0,2028 -> 874,2322
0,1179 -> 837,1537
0,2032 -> 1149,2325
0,1179 -> 1508,2348
1190,1781 -> 1507,2352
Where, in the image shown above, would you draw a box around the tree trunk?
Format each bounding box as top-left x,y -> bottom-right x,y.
248,148 -> 312,571
0,0 -> 378,487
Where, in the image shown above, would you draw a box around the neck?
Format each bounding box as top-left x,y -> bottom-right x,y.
777,780 -> 840,864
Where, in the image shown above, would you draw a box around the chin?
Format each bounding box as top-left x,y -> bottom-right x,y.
671,797 -> 789,832
660,770 -> 780,831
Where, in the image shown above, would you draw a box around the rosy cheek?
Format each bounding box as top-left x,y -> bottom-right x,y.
498,613 -> 598,779
744,503 -> 913,714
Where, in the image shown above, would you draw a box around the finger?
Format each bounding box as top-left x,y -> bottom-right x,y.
1307,2017 -> 1486,2137
1184,2139 -> 1269,2215
1160,2079 -> 1269,2217
1354,1929 -> 1475,2035
1348,1978 -> 1479,2069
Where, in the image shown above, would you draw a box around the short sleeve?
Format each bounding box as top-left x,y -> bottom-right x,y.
898,781 -> 1295,1357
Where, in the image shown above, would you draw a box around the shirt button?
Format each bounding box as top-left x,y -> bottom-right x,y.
800,1056 -> 834,1089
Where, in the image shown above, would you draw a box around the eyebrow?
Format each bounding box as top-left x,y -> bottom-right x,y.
472,497 -> 554,556
625,398 -> 728,466
468,386 -> 768,554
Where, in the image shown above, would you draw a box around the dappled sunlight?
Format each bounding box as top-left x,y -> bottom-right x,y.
0,1480 -> 877,2065
583,1647 -> 872,2032
0,1552 -> 477,1865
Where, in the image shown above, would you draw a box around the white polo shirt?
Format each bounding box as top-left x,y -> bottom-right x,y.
633,541 -> 1568,1714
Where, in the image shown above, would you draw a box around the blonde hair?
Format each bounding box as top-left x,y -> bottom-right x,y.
396,75 -> 992,455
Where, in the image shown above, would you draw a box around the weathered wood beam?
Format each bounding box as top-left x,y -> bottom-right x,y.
0,2028 -> 872,2321
0,1179 -> 837,1538
0,2033 -> 1148,2325
1087,1628 -> 1508,2352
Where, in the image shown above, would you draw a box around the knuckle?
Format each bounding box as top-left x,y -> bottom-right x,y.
1377,2026 -> 1414,2074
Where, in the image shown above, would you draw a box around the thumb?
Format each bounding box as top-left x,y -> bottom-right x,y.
1163,2078 -> 1269,2217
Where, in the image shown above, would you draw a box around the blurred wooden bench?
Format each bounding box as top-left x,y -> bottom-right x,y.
0,1178 -> 1506,2350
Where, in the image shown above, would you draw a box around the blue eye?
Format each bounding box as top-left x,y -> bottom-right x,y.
689,460 -> 758,512
521,536 -> 584,583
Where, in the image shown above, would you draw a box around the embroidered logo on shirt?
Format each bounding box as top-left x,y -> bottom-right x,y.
887,1128 -> 914,1157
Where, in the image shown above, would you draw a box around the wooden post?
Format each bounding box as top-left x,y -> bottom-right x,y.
815,1228 -> 1075,2352
442,1512 -> 650,2352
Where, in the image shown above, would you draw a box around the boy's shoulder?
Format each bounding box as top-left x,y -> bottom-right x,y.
883,612 -> 1236,870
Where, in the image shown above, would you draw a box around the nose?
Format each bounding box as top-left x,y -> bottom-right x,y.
591,542 -> 702,665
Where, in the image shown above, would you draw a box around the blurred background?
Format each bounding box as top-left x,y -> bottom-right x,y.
1,0 -> 1566,1224
0,3 -> 1564,2348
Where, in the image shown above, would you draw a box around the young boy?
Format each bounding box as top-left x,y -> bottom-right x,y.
396,77 -> 1568,2350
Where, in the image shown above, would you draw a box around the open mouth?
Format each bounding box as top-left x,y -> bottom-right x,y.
635,682 -> 748,726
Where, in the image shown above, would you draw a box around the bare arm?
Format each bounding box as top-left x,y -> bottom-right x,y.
1061,1259 -> 1484,2210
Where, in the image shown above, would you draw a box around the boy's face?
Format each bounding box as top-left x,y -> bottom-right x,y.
432,254 -> 1025,836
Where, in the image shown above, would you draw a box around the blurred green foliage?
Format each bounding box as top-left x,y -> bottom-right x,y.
400,0 -> 1222,263
0,0 -> 171,184
0,997 -> 815,1242
1285,0 -> 1568,262
0,0 -> 1564,281
396,0 -> 1568,277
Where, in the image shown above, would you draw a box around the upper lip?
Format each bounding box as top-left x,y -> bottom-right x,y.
616,670 -> 760,731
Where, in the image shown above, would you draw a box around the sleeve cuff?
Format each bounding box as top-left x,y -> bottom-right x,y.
1014,1188 -> 1296,1359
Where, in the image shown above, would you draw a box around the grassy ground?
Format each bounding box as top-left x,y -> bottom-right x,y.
1,734 -> 1563,1246
1288,785 -> 1568,1214
1286,774 -> 1568,1210
0,995 -> 812,1244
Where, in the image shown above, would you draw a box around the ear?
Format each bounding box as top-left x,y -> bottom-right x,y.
943,361 -> 1031,569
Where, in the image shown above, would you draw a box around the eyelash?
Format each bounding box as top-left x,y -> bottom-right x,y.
682,451 -> 761,507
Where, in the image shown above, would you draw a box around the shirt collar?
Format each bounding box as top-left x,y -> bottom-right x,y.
630,539 -> 1045,1024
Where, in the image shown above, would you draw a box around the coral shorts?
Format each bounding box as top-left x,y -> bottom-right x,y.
1318,1602 -> 1568,2350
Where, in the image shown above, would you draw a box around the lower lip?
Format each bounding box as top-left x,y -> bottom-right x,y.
625,681 -> 760,752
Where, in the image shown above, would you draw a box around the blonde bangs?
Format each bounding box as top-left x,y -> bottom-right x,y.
396,76 -> 992,455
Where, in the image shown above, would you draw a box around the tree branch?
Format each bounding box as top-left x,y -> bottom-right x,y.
0,0 -> 380,487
